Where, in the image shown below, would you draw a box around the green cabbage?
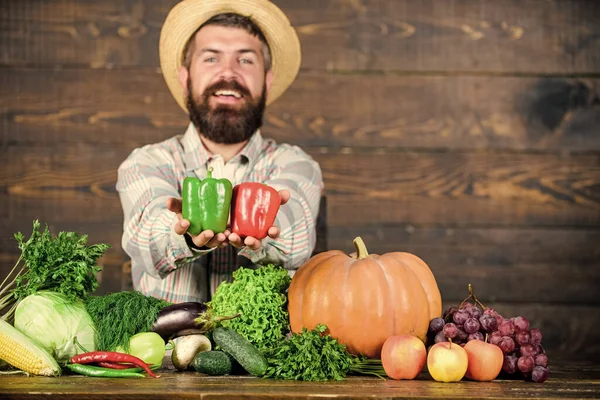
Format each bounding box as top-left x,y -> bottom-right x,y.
14,291 -> 97,363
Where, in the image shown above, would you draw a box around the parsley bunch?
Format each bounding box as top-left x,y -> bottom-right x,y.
209,264 -> 291,352
0,220 -> 110,321
264,324 -> 387,381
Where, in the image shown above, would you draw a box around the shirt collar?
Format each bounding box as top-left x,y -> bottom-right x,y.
182,122 -> 265,172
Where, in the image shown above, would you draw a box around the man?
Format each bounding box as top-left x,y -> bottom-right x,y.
116,0 -> 323,303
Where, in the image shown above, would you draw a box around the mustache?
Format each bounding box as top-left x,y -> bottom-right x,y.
203,80 -> 251,98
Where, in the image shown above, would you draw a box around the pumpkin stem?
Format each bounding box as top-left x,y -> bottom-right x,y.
352,237 -> 369,259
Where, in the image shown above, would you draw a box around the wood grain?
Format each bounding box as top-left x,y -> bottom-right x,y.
2,145 -> 599,228
0,362 -> 599,400
2,69 -> 599,151
2,0 -> 599,73
1,222 -> 598,303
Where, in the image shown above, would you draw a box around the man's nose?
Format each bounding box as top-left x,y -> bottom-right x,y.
218,57 -> 240,80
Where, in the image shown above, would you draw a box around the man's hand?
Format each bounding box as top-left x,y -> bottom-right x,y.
167,198 -> 228,248
228,189 -> 290,251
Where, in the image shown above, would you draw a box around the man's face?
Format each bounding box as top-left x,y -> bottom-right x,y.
179,25 -> 272,144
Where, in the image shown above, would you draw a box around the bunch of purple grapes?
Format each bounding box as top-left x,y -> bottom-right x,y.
427,302 -> 549,383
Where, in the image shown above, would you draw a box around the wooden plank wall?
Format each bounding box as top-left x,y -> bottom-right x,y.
1,0 -> 599,361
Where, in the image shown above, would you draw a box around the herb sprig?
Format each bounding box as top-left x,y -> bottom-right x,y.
0,220 -> 110,321
264,324 -> 387,381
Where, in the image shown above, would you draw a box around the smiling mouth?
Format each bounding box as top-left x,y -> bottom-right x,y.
214,90 -> 242,99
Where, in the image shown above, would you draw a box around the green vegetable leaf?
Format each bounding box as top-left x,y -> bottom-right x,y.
209,264 -> 291,352
264,324 -> 387,381
12,220 -> 109,301
1,220 -> 110,321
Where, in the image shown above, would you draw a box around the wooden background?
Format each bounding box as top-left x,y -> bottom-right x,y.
1,0 -> 599,362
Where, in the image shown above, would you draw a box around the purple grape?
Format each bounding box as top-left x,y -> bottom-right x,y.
530,328 -> 543,345
443,306 -> 458,321
467,332 -> 484,341
484,308 -> 504,327
434,331 -> 448,343
489,331 -> 503,346
531,366 -> 549,383
471,307 -> 482,319
460,303 -> 474,316
517,356 -> 534,373
513,316 -> 530,333
456,328 -> 468,341
502,355 -> 518,374
453,310 -> 470,325
464,317 -> 480,334
498,320 -> 515,337
534,353 -> 548,368
429,317 -> 445,334
515,330 -> 530,345
520,343 -> 539,358
443,323 -> 458,339
499,336 -> 515,354
479,314 -> 498,332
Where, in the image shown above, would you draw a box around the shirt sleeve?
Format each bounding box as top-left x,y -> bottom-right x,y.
116,146 -> 214,279
238,145 -> 324,270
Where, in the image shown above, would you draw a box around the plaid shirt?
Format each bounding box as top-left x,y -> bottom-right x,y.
116,123 -> 323,303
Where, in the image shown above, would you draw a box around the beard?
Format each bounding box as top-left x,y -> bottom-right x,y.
186,77 -> 266,145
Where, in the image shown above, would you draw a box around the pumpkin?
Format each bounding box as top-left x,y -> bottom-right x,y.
288,237 -> 442,359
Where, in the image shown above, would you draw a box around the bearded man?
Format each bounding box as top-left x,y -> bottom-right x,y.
116,0 -> 323,303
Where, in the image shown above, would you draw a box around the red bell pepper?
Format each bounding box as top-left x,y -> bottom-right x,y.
230,182 -> 281,240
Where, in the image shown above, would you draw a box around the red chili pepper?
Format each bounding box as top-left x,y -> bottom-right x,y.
230,182 -> 281,240
70,351 -> 160,378
97,361 -> 137,370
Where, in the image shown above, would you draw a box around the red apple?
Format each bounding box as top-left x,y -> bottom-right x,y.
381,335 -> 426,380
427,341 -> 468,382
463,340 -> 503,381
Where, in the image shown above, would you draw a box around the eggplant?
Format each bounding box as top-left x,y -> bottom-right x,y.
151,302 -> 240,342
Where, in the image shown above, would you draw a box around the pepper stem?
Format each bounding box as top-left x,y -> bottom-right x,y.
352,237 -> 369,259
206,167 -> 213,179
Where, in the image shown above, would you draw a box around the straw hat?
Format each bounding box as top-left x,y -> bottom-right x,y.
159,0 -> 301,112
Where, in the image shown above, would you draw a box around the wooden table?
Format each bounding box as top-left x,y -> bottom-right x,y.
1,360 -> 598,399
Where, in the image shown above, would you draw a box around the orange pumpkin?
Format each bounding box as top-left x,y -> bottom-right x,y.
288,237 -> 442,359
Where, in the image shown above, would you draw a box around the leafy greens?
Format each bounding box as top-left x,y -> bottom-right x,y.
84,290 -> 172,351
209,264 -> 291,352
264,324 -> 387,381
0,220 -> 110,321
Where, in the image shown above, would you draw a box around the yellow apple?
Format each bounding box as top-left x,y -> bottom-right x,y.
426,341 -> 468,382
463,340 -> 503,381
381,335 -> 426,380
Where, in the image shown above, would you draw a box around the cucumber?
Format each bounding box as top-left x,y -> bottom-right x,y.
212,326 -> 268,377
192,351 -> 236,376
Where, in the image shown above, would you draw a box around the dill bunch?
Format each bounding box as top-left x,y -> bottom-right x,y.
84,291 -> 172,351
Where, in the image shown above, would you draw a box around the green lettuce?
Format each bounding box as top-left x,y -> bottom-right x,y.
209,265 -> 291,352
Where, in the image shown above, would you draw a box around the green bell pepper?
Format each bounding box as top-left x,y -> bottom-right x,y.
182,168 -> 232,235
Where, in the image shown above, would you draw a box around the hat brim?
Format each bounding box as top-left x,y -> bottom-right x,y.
159,0 -> 301,113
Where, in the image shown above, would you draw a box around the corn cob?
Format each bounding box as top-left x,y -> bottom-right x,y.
0,318 -> 61,376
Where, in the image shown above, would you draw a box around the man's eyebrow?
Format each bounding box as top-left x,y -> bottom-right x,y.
199,48 -> 258,55
237,49 -> 258,55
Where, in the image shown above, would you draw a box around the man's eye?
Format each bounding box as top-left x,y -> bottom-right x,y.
204,57 -> 217,63
240,58 -> 254,65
